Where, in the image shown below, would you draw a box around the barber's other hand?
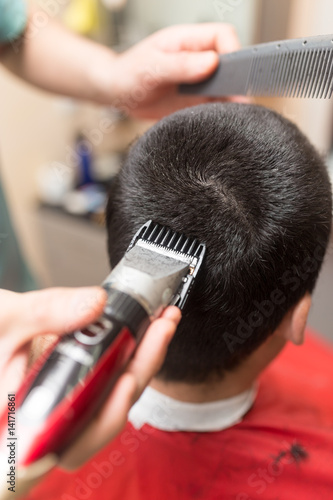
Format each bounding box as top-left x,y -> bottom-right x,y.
110,23 -> 245,119
0,287 -> 181,469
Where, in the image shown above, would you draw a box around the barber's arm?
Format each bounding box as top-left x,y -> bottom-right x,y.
0,287 -> 181,469
0,7 -> 242,118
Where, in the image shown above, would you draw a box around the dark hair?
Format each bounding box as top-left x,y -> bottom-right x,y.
106,103 -> 332,383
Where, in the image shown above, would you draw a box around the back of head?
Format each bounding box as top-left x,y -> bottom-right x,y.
106,103 -> 332,383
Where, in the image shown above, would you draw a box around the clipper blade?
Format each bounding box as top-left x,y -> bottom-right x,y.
137,221 -> 202,258
105,221 -> 206,314
129,221 -> 206,311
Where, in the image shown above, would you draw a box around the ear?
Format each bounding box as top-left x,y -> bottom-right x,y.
282,293 -> 312,345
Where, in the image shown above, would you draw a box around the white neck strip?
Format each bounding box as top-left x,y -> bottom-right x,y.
129,385 -> 257,432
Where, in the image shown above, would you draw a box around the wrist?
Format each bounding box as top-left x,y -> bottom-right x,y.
88,47 -> 121,106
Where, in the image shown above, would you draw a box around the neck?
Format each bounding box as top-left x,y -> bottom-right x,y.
150,332 -> 287,403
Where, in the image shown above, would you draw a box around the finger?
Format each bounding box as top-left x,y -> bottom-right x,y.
160,305 -> 182,322
60,373 -> 137,469
151,23 -> 241,85
0,344 -> 29,411
154,23 -> 241,54
4,287 -> 107,349
159,50 -> 219,84
126,306 -> 181,401
59,307 -> 181,469
214,23 -> 241,54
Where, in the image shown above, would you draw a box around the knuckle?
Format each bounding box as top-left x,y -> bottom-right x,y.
222,23 -> 237,36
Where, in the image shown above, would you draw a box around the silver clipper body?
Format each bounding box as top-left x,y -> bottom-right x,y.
0,220 -> 206,500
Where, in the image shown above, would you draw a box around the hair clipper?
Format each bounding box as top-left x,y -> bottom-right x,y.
0,221 -> 205,498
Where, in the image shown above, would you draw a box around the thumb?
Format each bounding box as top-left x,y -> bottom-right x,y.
162,50 -> 218,84
8,287 -> 107,348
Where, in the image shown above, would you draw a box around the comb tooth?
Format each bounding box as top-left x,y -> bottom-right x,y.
140,222 -> 150,240
155,226 -> 167,244
318,49 -> 331,98
143,222 -> 154,240
180,237 -> 191,253
313,50 -> 326,98
245,52 -> 256,94
265,53 -> 275,95
276,52 -> 287,96
174,234 -> 185,251
282,51 -> 296,97
160,228 -> 172,246
187,238 -> 199,256
280,52 -> 292,96
303,49 -> 317,97
312,50 -> 325,97
262,54 -> 274,95
268,54 -> 279,93
318,49 -> 329,97
271,50 -> 284,95
297,50 -> 312,97
292,50 -> 308,97
274,52 -> 285,96
290,50 -> 305,97
322,56 -> 331,98
256,56 -> 266,95
307,49 -> 321,97
303,49 -> 315,98
323,50 -> 333,98
267,53 -> 279,95
254,55 -> 264,94
167,231 -> 179,248
250,54 -> 260,95
276,52 -> 289,96
317,49 -> 330,98
294,50 -> 307,97
254,55 -> 265,95
328,82 -> 333,98
251,53 -> 262,95
320,49 -> 333,99
256,54 -> 267,94
148,223 -> 160,241
245,54 -> 254,94
285,50 -> 299,97
258,55 -> 267,94
247,53 -> 256,94
194,244 -> 203,257
143,220 -> 153,238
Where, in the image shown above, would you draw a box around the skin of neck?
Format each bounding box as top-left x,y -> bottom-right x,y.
150,334 -> 286,403
150,294 -> 311,403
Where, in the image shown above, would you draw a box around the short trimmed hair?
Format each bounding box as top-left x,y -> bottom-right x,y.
106,103 -> 332,383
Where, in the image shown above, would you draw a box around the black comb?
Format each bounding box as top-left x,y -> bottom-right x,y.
180,34 -> 333,99
132,221 -> 202,258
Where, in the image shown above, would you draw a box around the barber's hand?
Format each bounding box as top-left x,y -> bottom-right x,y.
0,287 -> 181,468
112,23 -> 246,119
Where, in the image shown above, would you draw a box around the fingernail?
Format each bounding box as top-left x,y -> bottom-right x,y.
163,306 -> 182,324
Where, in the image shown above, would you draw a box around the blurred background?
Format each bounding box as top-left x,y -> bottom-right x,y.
1,0 -> 333,340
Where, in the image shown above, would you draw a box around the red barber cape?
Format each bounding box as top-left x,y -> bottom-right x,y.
24,330 -> 333,500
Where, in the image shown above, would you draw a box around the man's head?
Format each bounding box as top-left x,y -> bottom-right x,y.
106,103 -> 332,383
